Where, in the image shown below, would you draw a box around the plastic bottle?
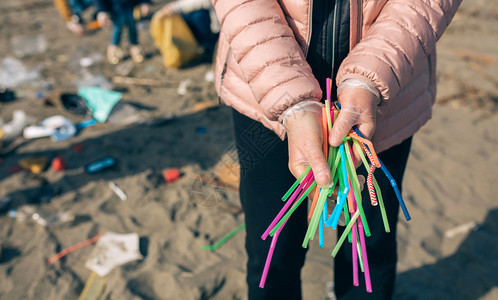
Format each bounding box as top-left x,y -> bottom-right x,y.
8,205 -> 74,227
85,157 -> 116,174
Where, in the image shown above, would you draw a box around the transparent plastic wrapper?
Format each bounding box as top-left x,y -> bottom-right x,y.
10,35 -> 47,57
9,205 -> 75,227
74,74 -> 113,90
0,57 -> 40,88
79,53 -> 104,68
107,102 -> 142,126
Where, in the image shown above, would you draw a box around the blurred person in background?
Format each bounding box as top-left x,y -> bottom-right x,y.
95,0 -> 151,64
54,0 -> 97,35
156,0 -> 219,60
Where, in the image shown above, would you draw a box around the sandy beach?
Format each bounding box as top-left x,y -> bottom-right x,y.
1,0 -> 497,299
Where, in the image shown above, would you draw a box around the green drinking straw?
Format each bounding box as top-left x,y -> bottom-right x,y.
282,165 -> 312,201
344,197 -> 353,243
326,144 -> 349,228
344,139 -> 371,237
356,234 -> 364,272
328,146 -> 336,169
201,223 -> 246,251
351,127 -> 411,221
307,185 -> 332,243
344,139 -> 363,207
331,210 -> 360,257
352,218 -> 359,285
328,148 -> 341,197
325,100 -> 333,133
302,188 -> 329,248
270,181 -> 317,236
334,101 -> 410,221
352,139 -> 390,233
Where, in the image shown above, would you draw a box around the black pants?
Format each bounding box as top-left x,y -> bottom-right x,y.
233,109 -> 412,300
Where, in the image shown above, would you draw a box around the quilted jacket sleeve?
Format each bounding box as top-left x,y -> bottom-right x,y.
337,0 -> 462,102
211,0 -> 321,122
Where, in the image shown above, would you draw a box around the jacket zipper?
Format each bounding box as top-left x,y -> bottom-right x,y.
355,0 -> 362,47
305,0 -> 314,56
330,0 -> 339,80
349,0 -> 362,50
321,0 -> 330,79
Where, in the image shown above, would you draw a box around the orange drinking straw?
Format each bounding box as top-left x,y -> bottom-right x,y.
360,143 -> 378,206
308,107 -> 330,220
346,176 -> 355,213
308,185 -> 321,220
348,132 -> 380,206
85,20 -> 101,30
322,106 -> 329,159
48,233 -> 104,264
348,132 -> 380,168
307,106 -> 329,220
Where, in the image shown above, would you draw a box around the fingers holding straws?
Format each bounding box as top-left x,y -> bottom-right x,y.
259,78 -> 411,292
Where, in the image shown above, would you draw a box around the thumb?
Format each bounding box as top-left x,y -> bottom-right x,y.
329,114 -> 352,147
300,137 -> 331,187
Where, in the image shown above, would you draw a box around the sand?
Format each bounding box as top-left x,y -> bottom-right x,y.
0,0 -> 497,299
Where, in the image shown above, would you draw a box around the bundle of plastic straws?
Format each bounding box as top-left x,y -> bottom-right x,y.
259,78 -> 411,293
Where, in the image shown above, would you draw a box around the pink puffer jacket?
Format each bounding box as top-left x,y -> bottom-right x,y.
211,0 -> 462,152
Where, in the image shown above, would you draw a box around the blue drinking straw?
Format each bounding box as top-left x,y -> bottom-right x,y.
352,139 -> 390,232
325,144 -> 349,228
319,214 -> 325,248
334,102 -> 411,221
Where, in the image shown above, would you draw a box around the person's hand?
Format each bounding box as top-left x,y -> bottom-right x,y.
67,21 -> 85,35
284,103 -> 332,187
157,4 -> 176,17
140,4 -> 150,18
97,12 -> 112,27
329,86 -> 378,165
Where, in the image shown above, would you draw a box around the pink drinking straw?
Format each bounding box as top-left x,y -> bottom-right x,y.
349,177 -> 360,286
259,217 -> 288,288
259,230 -> 280,288
260,169 -> 315,286
330,106 -> 335,126
352,216 -> 359,286
350,180 -> 372,292
358,218 -> 372,293
261,172 -> 314,240
326,78 -> 332,101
